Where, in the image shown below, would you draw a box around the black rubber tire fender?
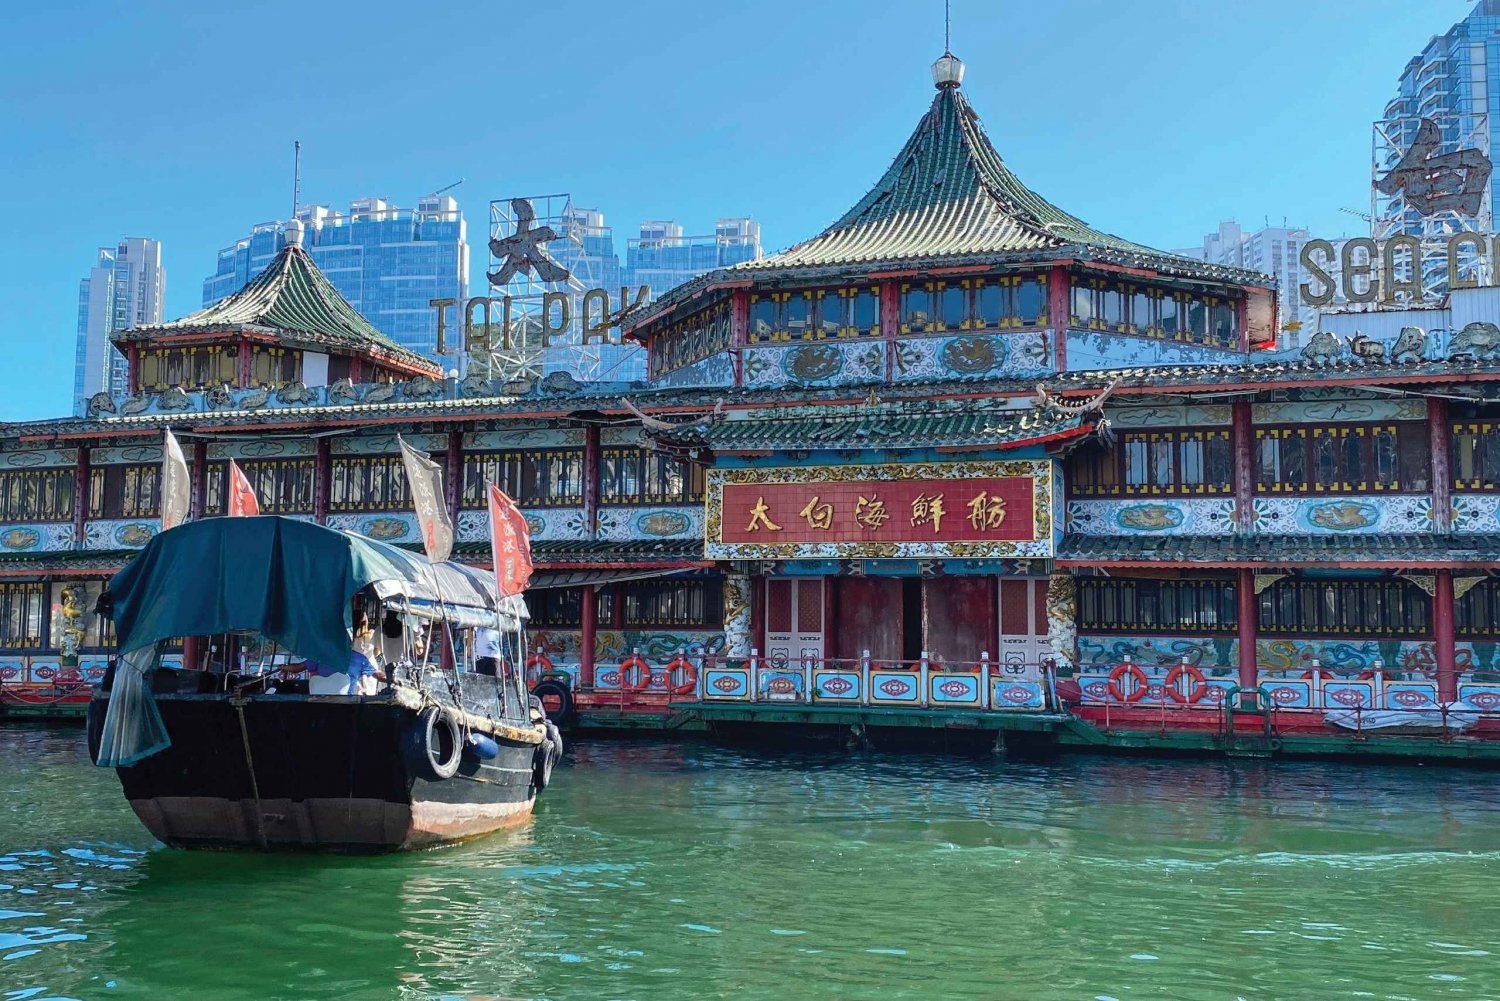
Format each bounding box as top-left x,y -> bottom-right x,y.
406,706 -> 462,781
531,678 -> 575,727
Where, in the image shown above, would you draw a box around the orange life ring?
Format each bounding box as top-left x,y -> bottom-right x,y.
665,656 -> 696,696
1300,669 -> 1334,681
526,652 -> 554,688
1107,663 -> 1150,703
1165,664 -> 1210,704
1357,669 -> 1378,682
619,654 -> 652,692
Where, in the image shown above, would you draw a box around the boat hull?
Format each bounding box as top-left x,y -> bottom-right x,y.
89,693 -> 545,852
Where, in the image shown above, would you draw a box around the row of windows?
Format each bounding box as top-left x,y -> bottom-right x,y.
1078,578 -> 1437,639
1068,423 -> 1431,498
749,287 -> 881,344
0,469 -> 75,522
528,578 -> 724,630
649,302 -> 731,378
1070,430 -> 1232,497
138,347 -> 303,392
1256,424 -> 1428,494
900,276 -> 1048,334
1070,278 -> 1238,348
458,448 -> 702,510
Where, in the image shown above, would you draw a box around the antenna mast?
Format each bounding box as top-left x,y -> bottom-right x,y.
292,140 -> 302,220
944,0 -> 951,51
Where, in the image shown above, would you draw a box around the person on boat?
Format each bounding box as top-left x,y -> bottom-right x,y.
380,610 -> 407,668
305,657 -> 352,696
474,626 -> 502,677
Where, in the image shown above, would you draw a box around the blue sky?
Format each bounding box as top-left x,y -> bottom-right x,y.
0,0 -> 1461,421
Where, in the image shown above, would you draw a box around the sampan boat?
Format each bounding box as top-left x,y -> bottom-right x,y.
86,515 -> 561,852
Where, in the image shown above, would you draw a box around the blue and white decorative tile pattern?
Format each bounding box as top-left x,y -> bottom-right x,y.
1064,330 -> 1246,371
1251,398 -> 1426,424
652,352 -> 736,391
456,507 -> 587,543
892,331 -> 1053,383
83,519 -> 159,550
1107,405 -> 1232,428
1066,498 -> 1236,536
596,506 -> 703,541
1453,494 -> 1500,533
742,341 -> 885,388
207,439 -> 315,460
0,523 -> 76,553
1253,495 -> 1431,535
325,512 -> 421,545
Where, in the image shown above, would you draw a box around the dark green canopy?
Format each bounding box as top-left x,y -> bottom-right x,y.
106,516 -> 498,669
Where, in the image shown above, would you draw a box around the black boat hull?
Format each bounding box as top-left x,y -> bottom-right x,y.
88,692 -> 545,852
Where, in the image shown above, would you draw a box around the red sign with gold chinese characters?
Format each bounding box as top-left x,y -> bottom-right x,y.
720,477 -> 1035,545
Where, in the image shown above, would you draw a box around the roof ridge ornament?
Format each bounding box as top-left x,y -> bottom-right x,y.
932,51 -> 965,90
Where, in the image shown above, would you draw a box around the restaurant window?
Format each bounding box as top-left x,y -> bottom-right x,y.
88,464 -> 160,519
650,303 -> 731,376
1259,578 -> 1428,638
600,448 -> 703,505
1458,580 -> 1500,639
250,347 -> 302,388
1080,429 -> 1231,497
139,347 -> 238,391
0,468 -> 75,523
1077,578 -> 1237,634
900,283 -> 935,333
203,458 -> 316,515
972,274 -> 1049,329
0,581 -> 46,650
330,455 -> 429,512
849,287 -> 881,337
461,449 -> 583,508
622,578 -> 723,628
1256,424 -> 1427,494
1452,420 -> 1500,491
529,588 -> 583,628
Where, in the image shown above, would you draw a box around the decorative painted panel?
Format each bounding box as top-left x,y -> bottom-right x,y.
0,523 -> 76,553
0,448 -> 78,468
1458,682 -> 1500,712
1066,499 -> 1236,536
1106,405 -> 1232,428
1252,496 -> 1432,534
1077,634 -> 1240,671
1453,494 -> 1500,533
868,670 -> 920,704
649,352 -> 736,391
1252,399 -> 1427,424
702,664 -> 750,700
990,679 -> 1047,709
83,519 -> 159,550
598,426 -> 644,448
526,629 -> 725,668
456,507 -> 588,543
929,671 -> 982,706
1255,677 -> 1312,708
596,506 -> 703,541
464,428 -> 584,450
330,433 -> 446,456
92,445 -> 163,465
723,575 -> 752,659
324,512 -> 420,545
813,669 -> 862,703
742,341 -> 885,388
890,331 -> 1053,383
207,439 -> 315,460
1064,330 -> 1246,371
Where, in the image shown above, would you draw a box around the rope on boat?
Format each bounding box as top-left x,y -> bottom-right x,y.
231,699 -> 270,851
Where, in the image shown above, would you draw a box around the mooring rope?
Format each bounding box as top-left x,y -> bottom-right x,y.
232,699 -> 269,850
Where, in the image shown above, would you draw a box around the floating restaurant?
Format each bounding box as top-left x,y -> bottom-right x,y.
5,52 -> 1500,761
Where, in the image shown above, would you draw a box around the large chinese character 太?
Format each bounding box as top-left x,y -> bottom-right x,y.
745,496 -> 782,532
967,491 -> 1007,531
911,493 -> 946,533
854,495 -> 890,530
1374,118 -> 1492,217
798,496 -> 834,531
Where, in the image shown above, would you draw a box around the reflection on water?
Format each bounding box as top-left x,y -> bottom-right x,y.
3,724 -> 1500,1000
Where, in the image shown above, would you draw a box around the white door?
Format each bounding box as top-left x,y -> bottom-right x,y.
765,578 -> 825,668
998,578 -> 1048,673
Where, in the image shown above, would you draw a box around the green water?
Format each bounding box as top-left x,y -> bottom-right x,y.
3,724 -> 1500,1000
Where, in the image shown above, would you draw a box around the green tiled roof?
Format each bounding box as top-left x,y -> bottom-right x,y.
118,244 -> 438,373
1058,534 -> 1500,566
446,539 -> 707,566
655,401 -> 1091,452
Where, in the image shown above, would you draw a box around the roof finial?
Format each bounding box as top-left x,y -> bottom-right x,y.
932,0 -> 964,91
944,0 -> 951,53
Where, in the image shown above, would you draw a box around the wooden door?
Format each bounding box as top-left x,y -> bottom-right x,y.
765,578 -> 825,667
834,577 -> 903,665
998,578 -> 1049,669
923,577 -> 996,667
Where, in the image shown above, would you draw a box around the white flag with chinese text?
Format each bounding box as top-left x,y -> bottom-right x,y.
397,436 -> 453,564
160,430 -> 191,530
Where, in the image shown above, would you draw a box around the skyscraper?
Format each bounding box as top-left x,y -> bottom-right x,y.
202,195 -> 468,364
74,237 -> 165,408
1374,1 -> 1500,293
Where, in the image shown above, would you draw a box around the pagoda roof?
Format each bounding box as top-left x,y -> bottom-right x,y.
639,67 -> 1271,321
116,243 -> 439,375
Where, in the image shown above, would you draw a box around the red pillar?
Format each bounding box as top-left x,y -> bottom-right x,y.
445,429 -> 463,530
1429,397 -> 1451,531
880,279 -> 900,381
579,584 -> 597,689
190,440 -> 209,519
1048,264 -> 1070,370
1237,568 -> 1258,691
126,345 -> 141,393
313,437 -> 331,525
583,423 -> 601,537
730,289 -> 749,387
72,445 -> 90,545
1232,401 -> 1255,531
237,338 -> 253,387
1435,570 -> 1457,703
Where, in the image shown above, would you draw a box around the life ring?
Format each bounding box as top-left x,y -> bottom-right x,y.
619,654 -> 652,692
405,706 -> 462,780
1164,664 -> 1210,704
665,656 -> 697,697
531,678 -> 575,726
1357,669 -> 1378,682
1107,663 -> 1150,703
1300,669 -> 1334,681
525,652 -> 554,688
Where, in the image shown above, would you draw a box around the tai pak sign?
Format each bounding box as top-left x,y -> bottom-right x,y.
705,460 -> 1056,560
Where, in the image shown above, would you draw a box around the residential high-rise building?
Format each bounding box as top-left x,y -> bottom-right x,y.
1374,1 -> 1500,293
627,217 -> 762,294
74,237 -> 165,408
1176,220 -> 1315,333
202,195 -> 468,364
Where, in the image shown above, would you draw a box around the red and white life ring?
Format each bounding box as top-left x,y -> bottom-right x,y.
1107,663 -> 1150,704
619,654 -> 652,693
1164,664 -> 1210,704
665,656 -> 696,696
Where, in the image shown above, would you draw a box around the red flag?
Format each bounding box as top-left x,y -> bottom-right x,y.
227,459 -> 261,517
487,483 -> 533,597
